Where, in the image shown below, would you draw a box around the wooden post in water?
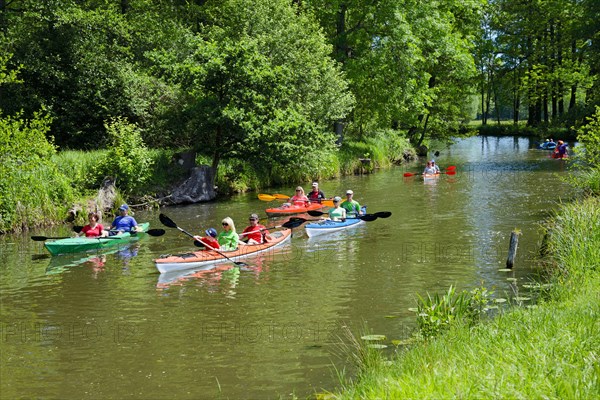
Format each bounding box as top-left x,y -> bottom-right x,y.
506,229 -> 521,269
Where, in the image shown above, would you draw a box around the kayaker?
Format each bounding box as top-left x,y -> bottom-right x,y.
240,213 -> 271,244
431,159 -> 441,174
341,190 -> 363,216
288,187 -> 309,207
307,182 -> 326,203
194,228 -> 220,250
328,197 -> 346,221
217,217 -> 239,251
77,212 -> 106,238
554,140 -> 568,159
108,204 -> 140,235
423,161 -> 437,175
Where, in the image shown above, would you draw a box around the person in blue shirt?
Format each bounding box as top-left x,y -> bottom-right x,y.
108,204 -> 140,235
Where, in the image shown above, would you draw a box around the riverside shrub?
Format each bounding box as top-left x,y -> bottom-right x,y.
0,113 -> 74,232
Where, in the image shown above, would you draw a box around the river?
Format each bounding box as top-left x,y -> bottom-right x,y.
0,136 -> 572,399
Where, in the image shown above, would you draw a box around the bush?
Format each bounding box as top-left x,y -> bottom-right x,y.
0,112 -> 74,232
92,117 -> 154,194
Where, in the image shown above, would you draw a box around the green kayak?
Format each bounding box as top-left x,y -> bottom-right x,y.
44,222 -> 150,255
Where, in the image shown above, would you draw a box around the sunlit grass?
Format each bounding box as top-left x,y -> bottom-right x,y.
331,197 -> 600,399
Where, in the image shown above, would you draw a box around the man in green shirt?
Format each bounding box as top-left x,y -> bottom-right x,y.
341,190 -> 363,216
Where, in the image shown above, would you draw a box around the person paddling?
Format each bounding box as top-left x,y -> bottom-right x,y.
240,213 -> 271,244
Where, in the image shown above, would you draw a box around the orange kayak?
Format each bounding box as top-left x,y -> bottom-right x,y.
154,229 -> 292,273
265,202 -> 324,217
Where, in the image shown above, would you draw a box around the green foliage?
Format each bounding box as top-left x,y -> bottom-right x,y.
92,117 -> 153,194
0,112 -> 74,232
575,106 -> 600,167
414,284 -> 493,339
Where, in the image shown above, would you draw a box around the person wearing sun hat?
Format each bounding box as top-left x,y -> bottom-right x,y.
194,227 -> 220,249
341,190 -> 363,216
307,182 -> 326,203
108,204 -> 140,235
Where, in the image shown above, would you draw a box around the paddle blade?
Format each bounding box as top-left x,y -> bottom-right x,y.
159,213 -> 178,228
359,214 -> 378,222
146,229 -> 166,237
403,172 -> 416,177
282,218 -> 307,229
446,165 -> 456,171
258,194 -> 277,201
72,226 -> 83,233
321,199 -> 335,207
373,211 -> 392,218
445,170 -> 456,175
31,236 -> 50,241
273,194 -> 290,200
307,210 -> 326,217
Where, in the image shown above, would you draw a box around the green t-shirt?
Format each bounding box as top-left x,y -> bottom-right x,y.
218,230 -> 239,251
341,199 -> 361,215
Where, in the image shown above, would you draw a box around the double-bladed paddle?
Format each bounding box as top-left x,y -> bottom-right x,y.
159,213 -> 251,267
238,218 -> 308,237
72,226 -> 165,237
306,210 -> 391,221
403,170 -> 456,177
258,193 -> 291,201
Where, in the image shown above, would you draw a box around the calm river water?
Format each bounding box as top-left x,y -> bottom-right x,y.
0,136 -> 572,399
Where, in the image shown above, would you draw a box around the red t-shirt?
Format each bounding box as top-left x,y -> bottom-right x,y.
82,224 -> 104,237
242,225 -> 269,243
199,236 -> 220,249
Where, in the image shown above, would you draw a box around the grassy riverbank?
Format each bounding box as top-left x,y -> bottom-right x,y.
330,196 -> 600,399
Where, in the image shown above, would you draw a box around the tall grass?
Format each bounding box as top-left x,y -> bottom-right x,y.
330,197 -> 600,399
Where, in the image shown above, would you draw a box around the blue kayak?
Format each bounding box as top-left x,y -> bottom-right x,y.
305,218 -> 364,237
304,207 -> 367,237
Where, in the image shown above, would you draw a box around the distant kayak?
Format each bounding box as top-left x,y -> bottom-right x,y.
44,222 -> 150,256
265,202 -> 324,217
538,142 -> 557,150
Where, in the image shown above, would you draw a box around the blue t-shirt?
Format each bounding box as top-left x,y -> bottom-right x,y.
111,215 -> 138,232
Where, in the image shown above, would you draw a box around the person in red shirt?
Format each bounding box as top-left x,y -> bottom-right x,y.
78,212 -> 105,238
194,228 -> 220,249
240,213 -> 271,244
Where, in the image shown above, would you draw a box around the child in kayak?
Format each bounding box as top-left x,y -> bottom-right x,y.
194,228 -> 220,249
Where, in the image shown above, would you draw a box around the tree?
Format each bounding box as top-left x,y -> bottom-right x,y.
154,0 -> 354,177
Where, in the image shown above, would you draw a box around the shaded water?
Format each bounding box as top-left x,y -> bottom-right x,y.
0,136 -> 572,399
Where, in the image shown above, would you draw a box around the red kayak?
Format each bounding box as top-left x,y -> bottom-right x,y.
265,202 -> 325,217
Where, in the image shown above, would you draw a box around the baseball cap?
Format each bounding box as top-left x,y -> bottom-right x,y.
205,228 -> 217,238
333,196 -> 342,202
346,190 -> 353,195
312,182 -> 318,187
119,204 -> 129,211
430,159 -> 435,163
249,213 -> 259,220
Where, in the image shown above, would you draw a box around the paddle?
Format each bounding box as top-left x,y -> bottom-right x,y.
159,213 -> 250,267
73,226 -> 164,237
258,193 -> 290,201
238,218 -> 307,237
403,170 -> 456,177
306,210 -> 387,221
31,234 -> 134,241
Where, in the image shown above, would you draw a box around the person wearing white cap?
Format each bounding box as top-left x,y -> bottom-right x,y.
307,182 -> 326,203
430,159 -> 440,174
108,204 -> 140,235
341,190 -> 363,216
